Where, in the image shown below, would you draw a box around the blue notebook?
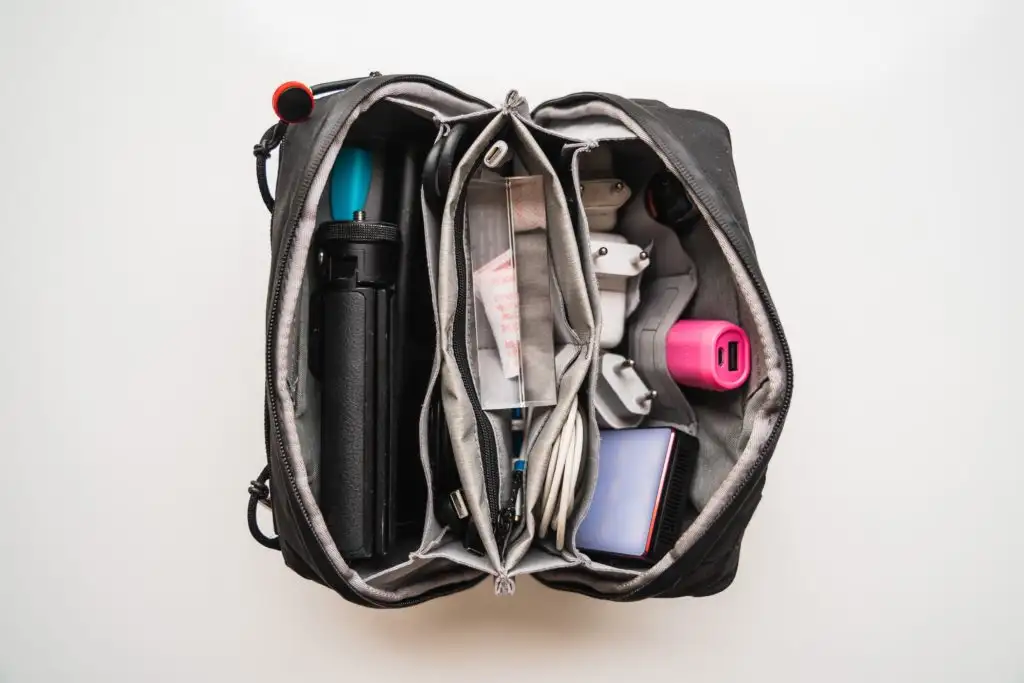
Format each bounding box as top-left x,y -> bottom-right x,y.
577,428 -> 678,558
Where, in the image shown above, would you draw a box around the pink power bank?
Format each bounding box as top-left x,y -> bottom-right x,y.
666,320 -> 751,391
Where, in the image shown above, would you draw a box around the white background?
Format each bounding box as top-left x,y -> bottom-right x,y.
2,0 -> 1022,680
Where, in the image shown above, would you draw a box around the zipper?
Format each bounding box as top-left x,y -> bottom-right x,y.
264,74 -> 491,605
450,150 -> 507,547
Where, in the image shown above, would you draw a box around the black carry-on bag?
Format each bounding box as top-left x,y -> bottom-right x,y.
245,74 -> 793,608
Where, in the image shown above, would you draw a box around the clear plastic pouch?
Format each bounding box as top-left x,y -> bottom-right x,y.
465,176 -> 557,410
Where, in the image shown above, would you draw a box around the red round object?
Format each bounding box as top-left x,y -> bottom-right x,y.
272,81 -> 314,123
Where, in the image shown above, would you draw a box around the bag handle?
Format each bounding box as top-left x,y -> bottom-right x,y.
253,74 -> 381,214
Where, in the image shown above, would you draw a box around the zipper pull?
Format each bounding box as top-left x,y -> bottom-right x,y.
495,458 -> 526,550
495,507 -> 513,548
494,575 -> 516,596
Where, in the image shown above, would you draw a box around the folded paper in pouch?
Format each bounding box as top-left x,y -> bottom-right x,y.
467,176 -> 556,409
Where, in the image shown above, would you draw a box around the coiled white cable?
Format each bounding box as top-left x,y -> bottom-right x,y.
538,397 -> 584,550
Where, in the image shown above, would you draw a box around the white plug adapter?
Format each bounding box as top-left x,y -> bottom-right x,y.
590,234 -> 651,348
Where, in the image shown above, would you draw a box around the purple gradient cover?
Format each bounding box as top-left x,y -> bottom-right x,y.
577,428 -> 676,557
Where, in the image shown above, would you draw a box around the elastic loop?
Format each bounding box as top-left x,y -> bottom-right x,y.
247,464 -> 280,550
254,122 -> 286,213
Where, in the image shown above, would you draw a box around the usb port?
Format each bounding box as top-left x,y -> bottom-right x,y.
728,342 -> 739,372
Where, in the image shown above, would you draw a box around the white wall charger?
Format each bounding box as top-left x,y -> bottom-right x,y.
594,352 -> 654,429
590,234 -> 651,348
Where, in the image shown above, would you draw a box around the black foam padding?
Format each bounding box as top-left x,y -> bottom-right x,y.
276,86 -> 314,122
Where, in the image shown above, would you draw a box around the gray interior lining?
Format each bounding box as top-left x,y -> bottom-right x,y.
286,277 -> 309,416
273,83 -> 495,603
531,104 -> 639,141
509,116 -> 594,340
531,99 -> 786,594
367,557 -> 483,592
509,547 -> 582,578
416,537 -> 500,575
558,146 -> 609,558
550,275 -> 580,345
290,266 -> 321,490
366,529 -> 499,588
382,90 -> 490,121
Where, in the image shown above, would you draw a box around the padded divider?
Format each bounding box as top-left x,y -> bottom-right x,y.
508,119 -> 594,341
435,111 -> 511,574
502,119 -> 596,572
557,145 -> 605,558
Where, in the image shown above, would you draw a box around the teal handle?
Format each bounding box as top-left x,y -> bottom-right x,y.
329,147 -> 373,220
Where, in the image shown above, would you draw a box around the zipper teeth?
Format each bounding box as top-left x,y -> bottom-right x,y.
264,75 -> 487,606
452,154 -> 502,532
